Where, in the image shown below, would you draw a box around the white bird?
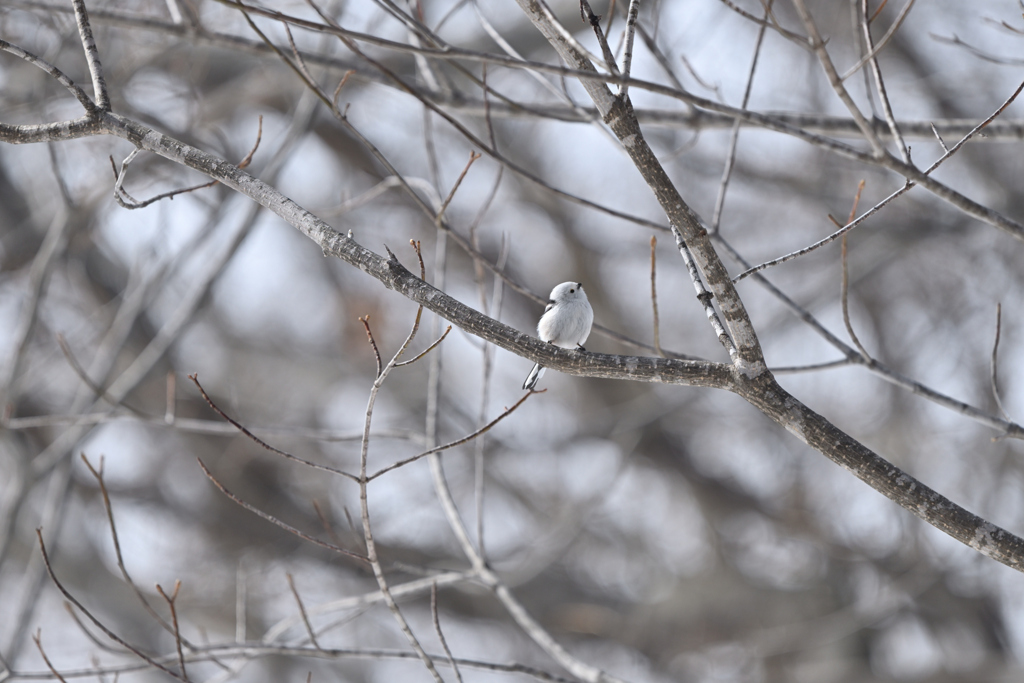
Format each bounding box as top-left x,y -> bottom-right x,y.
522,282 -> 594,391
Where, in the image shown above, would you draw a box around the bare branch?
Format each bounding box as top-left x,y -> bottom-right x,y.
71,0 -> 110,109
190,374 -> 359,483
35,530 -> 186,681
155,582 -> 187,681
196,460 -> 367,562
286,574 -> 321,651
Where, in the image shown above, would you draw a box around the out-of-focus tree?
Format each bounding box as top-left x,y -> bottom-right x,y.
2,1 -> 1024,681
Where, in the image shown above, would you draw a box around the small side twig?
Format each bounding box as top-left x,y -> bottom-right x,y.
356,309 -> 443,683
56,334 -> 144,415
287,573 -> 321,650
197,459 -> 367,562
190,374 -> 357,481
395,326 -> 452,367
155,581 -> 187,681
839,181 -> 872,359
930,122 -> 949,152
35,530 -> 185,681
431,583 -> 463,683
165,371 -> 176,424
360,316 -> 384,378
32,631 -> 69,683
79,455 -> 180,638
711,0 -> 771,233
436,151 -> 482,224
649,236 -> 664,357
368,391 -> 534,481
110,116 -> 262,209
991,303 -> 1011,422
734,77 -> 1024,281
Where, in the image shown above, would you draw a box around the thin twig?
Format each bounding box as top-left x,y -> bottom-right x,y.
790,0 -> 886,156
368,391 -> 534,481
857,0 -> 911,163
110,117 -> 262,209
359,317 -> 383,378
649,236 -> 664,357
734,77 -> 1024,281
355,305 -> 444,683
79,455 -> 181,638
56,335 -> 143,415
286,574 -> 321,650
431,583 -> 463,683
990,303 -> 1011,422
35,530 -> 185,680
196,459 -> 367,561
841,0 -> 917,81
929,122 -> 949,152
436,151 -> 482,223
32,631 -> 69,683
63,602 -> 128,653
394,326 -> 452,367
0,39 -> 96,113
711,0 -> 771,233
839,181 -> 871,359
155,581 -> 187,681
189,374 -> 359,482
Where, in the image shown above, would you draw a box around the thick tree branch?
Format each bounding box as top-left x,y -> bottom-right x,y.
509,0 -> 1024,574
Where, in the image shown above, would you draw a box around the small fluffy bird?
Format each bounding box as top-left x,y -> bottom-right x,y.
522,282 -> 594,391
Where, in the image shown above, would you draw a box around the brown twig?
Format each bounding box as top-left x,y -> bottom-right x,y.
79,454 -> 181,638
56,334 -> 142,415
355,307 -> 444,682
286,574 -> 321,650
436,151 -> 482,224
359,317 -> 383,378
109,116 -> 262,209
63,602 -> 127,653
32,630 -> 69,683
35,529 -> 186,680
649,236 -> 664,357
189,374 -> 359,482
368,391 -> 534,481
311,500 -> 345,549
196,459 -> 367,562
411,239 -> 426,280
839,181 -> 872,359
165,371 -> 176,424
394,326 -> 452,367
155,581 -> 188,681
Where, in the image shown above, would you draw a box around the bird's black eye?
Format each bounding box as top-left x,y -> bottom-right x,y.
569,288 -> 575,293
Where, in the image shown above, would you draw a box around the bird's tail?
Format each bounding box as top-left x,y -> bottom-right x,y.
522,363 -> 545,391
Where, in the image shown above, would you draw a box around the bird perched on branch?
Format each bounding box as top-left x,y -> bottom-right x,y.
522,282 -> 594,391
